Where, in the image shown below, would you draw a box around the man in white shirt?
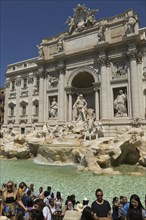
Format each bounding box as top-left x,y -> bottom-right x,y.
43,198 -> 56,220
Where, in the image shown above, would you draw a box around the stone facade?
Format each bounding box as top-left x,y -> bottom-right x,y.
0,87 -> 5,129
2,6 -> 146,136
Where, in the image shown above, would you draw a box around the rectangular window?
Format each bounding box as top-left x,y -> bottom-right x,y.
35,105 -> 39,115
21,128 -> 25,134
22,106 -> 26,116
23,78 -> 27,89
12,81 -> 15,91
10,107 -> 14,116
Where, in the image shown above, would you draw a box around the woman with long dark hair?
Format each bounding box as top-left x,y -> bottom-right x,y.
126,194 -> 145,220
80,206 -> 94,220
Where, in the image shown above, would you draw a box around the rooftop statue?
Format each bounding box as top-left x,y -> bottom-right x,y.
65,4 -> 98,34
36,44 -> 44,58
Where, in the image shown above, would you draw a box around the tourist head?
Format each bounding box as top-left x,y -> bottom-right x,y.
80,206 -> 94,220
56,191 -> 62,199
83,197 -> 89,206
76,203 -> 84,213
29,209 -> 44,220
39,186 -> 43,193
113,197 -> 119,204
49,197 -> 55,207
6,180 -> 15,193
119,195 -> 124,204
123,196 -> 128,204
95,188 -> 103,202
43,190 -> 49,198
19,181 -> 27,190
129,194 -> 144,209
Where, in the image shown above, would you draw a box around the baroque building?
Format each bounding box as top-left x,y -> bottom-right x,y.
3,5 -> 146,136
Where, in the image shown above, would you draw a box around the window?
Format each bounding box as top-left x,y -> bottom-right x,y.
13,66 -> 15,70
10,106 -> 14,116
23,78 -> 27,89
24,63 -> 27,67
12,80 -> 15,91
21,128 -> 25,134
35,104 -> 39,115
22,106 -> 26,116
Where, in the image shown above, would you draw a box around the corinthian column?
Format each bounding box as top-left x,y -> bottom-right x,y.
27,74 -> 34,124
15,77 -> 21,125
38,68 -> 45,123
4,79 -> 10,125
127,46 -> 140,118
57,65 -> 65,122
98,54 -> 109,119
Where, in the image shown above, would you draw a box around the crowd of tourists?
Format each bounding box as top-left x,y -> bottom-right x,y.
0,180 -> 146,220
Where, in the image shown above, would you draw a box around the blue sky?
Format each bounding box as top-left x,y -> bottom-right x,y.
0,0 -> 146,87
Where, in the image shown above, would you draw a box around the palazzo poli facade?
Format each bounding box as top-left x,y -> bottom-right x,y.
3,5 -> 146,136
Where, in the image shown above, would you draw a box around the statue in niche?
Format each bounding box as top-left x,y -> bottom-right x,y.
112,63 -> 126,78
57,38 -> 64,52
49,98 -> 58,118
114,90 -> 127,117
73,94 -> 87,122
48,76 -> 58,87
97,25 -> 105,42
36,44 -> 44,58
124,15 -> 136,35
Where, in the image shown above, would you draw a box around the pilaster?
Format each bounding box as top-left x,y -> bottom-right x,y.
27,74 -> 34,124
4,79 -> 10,125
127,44 -> 140,118
57,64 -> 65,122
38,67 -> 45,123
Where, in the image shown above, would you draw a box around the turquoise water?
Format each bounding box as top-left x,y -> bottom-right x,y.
0,159 -> 145,205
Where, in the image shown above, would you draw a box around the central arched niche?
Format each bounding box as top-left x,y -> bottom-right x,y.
72,71 -> 94,88
71,72 -> 95,109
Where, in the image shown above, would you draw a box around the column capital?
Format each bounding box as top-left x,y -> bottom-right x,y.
98,56 -> 107,66
127,49 -> 137,61
28,75 -> 34,84
136,51 -> 142,64
56,65 -> 65,74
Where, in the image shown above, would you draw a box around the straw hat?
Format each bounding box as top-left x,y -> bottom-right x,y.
0,217 -> 10,220
76,203 -> 84,212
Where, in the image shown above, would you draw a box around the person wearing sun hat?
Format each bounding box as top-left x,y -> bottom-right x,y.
76,203 -> 84,213
83,197 -> 90,208
0,217 -> 10,220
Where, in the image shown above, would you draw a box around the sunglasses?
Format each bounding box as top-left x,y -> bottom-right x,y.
7,185 -> 12,187
97,194 -> 103,197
